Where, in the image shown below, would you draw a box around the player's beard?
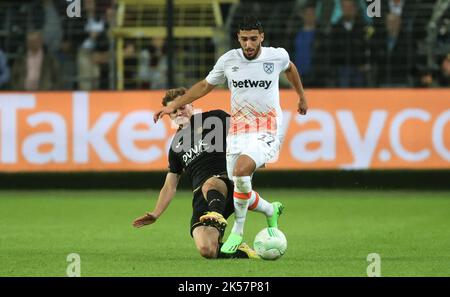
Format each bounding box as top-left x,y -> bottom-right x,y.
243,43 -> 261,60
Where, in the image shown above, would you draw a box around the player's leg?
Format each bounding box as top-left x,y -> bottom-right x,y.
191,186 -> 255,259
191,191 -> 223,259
232,155 -> 256,234
199,176 -> 229,228
192,226 -> 221,259
221,154 -> 256,254
219,172 -> 282,228
222,133 -> 284,254
248,190 -> 284,228
217,176 -> 260,259
192,191 -> 259,260
242,133 -> 284,228
192,226 -> 259,259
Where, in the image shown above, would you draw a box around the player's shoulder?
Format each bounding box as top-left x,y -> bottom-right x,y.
263,46 -> 289,57
204,109 -> 230,119
218,49 -> 241,61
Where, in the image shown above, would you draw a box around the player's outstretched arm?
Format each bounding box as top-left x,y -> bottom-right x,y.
153,80 -> 216,123
284,62 -> 308,115
133,173 -> 180,228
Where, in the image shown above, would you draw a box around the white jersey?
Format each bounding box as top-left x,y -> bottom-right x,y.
205,47 -> 290,138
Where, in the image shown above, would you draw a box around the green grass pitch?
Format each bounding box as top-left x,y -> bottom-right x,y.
1,189 -> 449,277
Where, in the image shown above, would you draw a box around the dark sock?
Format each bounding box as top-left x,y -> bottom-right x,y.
216,243 -> 249,259
206,190 -> 226,214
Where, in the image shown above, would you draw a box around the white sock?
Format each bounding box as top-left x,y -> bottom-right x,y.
231,176 -> 252,236
248,191 -> 274,217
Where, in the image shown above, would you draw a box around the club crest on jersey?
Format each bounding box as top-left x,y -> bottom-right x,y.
263,62 -> 274,74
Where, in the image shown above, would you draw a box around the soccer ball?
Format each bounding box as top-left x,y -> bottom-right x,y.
253,227 -> 287,260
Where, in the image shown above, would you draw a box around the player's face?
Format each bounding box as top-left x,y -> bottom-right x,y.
170,104 -> 193,127
238,30 -> 264,60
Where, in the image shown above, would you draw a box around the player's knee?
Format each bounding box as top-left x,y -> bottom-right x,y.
233,166 -> 251,177
202,178 -> 226,197
233,156 -> 256,176
201,180 -> 215,194
198,244 -> 218,259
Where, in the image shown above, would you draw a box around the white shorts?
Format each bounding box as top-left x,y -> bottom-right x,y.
226,132 -> 281,178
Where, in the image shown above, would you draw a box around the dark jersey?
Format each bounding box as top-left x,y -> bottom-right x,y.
168,109 -> 229,192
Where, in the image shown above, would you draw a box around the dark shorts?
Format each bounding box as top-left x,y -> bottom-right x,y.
190,176 -> 234,239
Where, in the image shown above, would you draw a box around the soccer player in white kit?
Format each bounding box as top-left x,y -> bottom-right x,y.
154,16 -> 308,255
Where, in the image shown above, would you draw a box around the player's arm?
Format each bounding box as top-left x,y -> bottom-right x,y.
284,61 -> 308,115
153,80 -> 216,122
132,172 -> 180,228
170,79 -> 216,110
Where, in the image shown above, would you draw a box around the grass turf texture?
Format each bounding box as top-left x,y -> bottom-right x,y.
1,190 -> 449,277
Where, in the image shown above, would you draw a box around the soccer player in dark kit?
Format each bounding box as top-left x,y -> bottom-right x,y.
133,87 -> 281,259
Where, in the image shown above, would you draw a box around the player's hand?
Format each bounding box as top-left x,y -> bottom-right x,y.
297,97 -> 308,115
133,212 -> 158,228
153,106 -> 175,123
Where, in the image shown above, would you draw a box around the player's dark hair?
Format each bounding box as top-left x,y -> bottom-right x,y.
238,16 -> 263,33
162,87 -> 187,106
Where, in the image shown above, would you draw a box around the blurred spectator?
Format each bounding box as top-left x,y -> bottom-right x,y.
329,0 -> 368,87
387,0 -> 405,16
122,37 -> 182,90
433,4 -> 450,59
122,42 -> 139,89
292,4 -> 326,87
0,49 -> 10,89
2,2 -> 44,57
93,4 -> 114,89
329,0 -> 372,26
413,66 -> 438,88
371,1 -> 436,87
373,13 -> 410,87
77,0 -> 111,90
373,0 -> 416,28
3,1 -> 67,52
11,31 -> 60,90
374,0 -> 430,42
437,53 -> 450,87
56,38 -> 77,90
149,37 -> 168,89
41,0 -> 62,55
311,0 -> 335,32
62,3 -> 91,52
303,0 -> 371,33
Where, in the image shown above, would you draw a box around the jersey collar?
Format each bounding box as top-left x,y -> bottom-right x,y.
239,46 -> 264,61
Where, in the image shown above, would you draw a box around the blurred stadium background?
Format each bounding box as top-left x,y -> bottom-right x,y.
0,0 -> 449,277
0,0 -> 449,90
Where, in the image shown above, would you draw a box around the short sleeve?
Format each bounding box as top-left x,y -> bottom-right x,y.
168,149 -> 183,174
205,54 -> 227,85
278,48 -> 290,71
